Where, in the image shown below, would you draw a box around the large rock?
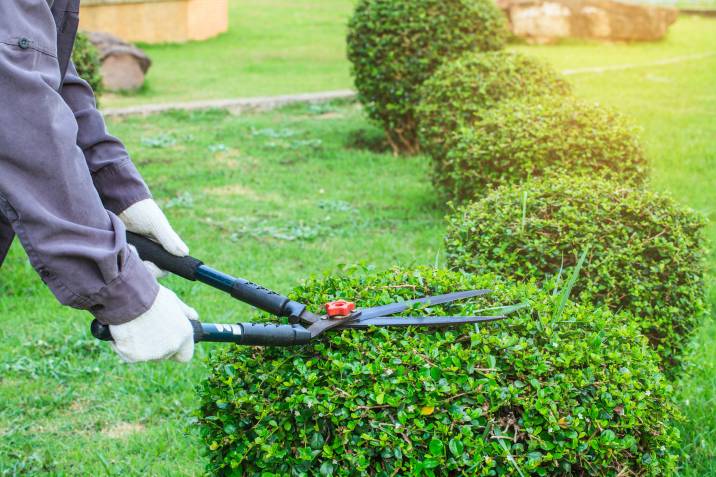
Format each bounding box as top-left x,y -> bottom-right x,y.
499,0 -> 678,43
87,31 -> 151,91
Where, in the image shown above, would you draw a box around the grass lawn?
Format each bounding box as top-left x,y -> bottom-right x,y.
102,0 -> 355,109
1,13 -> 715,477
102,0 -> 716,110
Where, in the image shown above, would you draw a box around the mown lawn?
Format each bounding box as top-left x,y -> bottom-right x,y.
102,0 -> 355,109
102,0 -> 715,110
1,13 -> 715,477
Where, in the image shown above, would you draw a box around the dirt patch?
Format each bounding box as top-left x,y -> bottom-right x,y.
102,422 -> 145,438
203,183 -> 280,203
210,151 -> 263,171
69,400 -> 88,412
212,150 -> 241,169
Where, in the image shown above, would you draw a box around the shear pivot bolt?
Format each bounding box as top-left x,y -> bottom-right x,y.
325,300 -> 356,318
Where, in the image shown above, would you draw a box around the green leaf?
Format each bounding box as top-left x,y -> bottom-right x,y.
429,367 -> 442,380
319,461 -> 335,476
448,438 -> 464,456
554,247 -> 589,320
310,432 -> 325,450
428,439 -> 444,456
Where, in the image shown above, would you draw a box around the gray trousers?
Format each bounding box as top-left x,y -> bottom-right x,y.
0,0 -> 158,324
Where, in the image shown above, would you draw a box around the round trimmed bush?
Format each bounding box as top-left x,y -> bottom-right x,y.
445,176 -> 706,368
439,97 -> 648,201
346,0 -> 508,155
416,51 -> 571,161
72,32 -> 103,99
197,266 -> 681,476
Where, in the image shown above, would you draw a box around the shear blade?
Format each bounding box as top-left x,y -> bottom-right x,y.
357,289 -> 492,320
341,315 -> 506,329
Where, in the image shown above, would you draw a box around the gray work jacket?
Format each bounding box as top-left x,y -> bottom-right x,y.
0,0 -> 158,324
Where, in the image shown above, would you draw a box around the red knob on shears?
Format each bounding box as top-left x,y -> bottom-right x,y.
325,300 -> 356,318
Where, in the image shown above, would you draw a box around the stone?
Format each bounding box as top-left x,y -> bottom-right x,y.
87,31 -> 151,91
80,0 -> 228,44
499,0 -> 679,43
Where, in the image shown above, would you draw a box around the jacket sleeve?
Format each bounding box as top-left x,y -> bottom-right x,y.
0,0 -> 158,325
60,61 -> 152,215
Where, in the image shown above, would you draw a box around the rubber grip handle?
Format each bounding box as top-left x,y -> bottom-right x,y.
126,232 -> 203,280
91,319 -> 205,343
91,319 -> 311,347
91,319 -> 113,341
228,280 -> 306,319
232,323 -> 312,346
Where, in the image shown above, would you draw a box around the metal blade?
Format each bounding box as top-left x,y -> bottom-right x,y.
340,314 -> 507,329
357,289 -> 492,320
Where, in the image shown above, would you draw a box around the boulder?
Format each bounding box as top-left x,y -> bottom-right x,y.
499,0 -> 678,43
86,31 -> 152,91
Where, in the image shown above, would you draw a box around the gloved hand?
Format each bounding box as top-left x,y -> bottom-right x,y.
109,286 -> 198,363
119,198 -> 189,257
113,198 -> 197,363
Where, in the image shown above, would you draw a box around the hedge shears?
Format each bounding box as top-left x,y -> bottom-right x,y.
91,233 -> 510,347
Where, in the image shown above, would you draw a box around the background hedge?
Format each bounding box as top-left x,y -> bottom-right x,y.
438,97 -> 648,202
198,266 -> 681,476
445,176 -> 707,368
346,0 -> 507,155
72,32 -> 104,100
416,51 -> 570,163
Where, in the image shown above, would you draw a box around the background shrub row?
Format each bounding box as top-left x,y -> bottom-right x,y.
436,96 -> 647,202
445,175 -> 707,368
416,51 -> 571,163
199,0 -> 707,474
346,0 -> 507,154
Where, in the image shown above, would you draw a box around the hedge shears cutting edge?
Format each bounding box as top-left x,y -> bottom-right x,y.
91,233 -> 512,347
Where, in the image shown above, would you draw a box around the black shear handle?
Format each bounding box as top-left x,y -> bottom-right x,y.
127,232 -> 203,280
126,232 -> 306,319
91,319 -> 312,347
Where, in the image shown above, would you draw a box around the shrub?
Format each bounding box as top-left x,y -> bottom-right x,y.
439,97 -> 648,201
346,0 -> 508,155
416,51 -> 571,162
197,266 -> 681,476
445,175 -> 707,368
72,32 -> 103,99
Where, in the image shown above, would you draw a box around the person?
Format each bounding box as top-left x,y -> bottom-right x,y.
0,0 -> 197,363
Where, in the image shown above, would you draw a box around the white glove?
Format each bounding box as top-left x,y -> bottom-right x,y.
109,286 -> 198,363
119,199 -> 189,257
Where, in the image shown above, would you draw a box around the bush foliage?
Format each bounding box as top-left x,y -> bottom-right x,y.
445,176 -> 706,367
416,51 -> 570,162
346,0 -> 507,155
72,32 -> 103,99
198,266 -> 681,476
438,97 -> 648,201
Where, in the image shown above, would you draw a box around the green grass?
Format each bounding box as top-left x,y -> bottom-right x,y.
1,13 -> 715,477
103,0 -> 354,109
512,15 -> 715,71
103,1 -> 716,110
